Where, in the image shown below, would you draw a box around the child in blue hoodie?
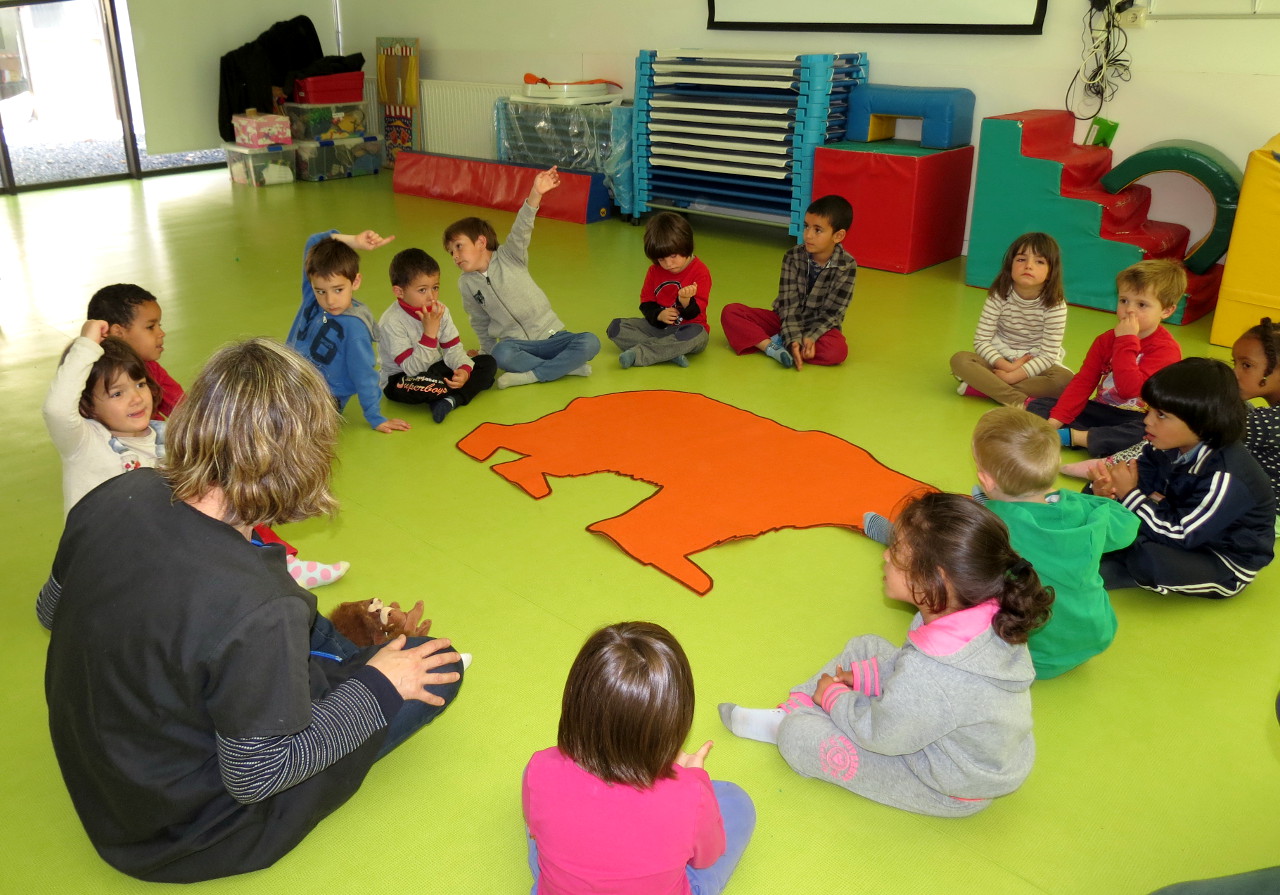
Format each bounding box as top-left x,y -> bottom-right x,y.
288,229 -> 409,433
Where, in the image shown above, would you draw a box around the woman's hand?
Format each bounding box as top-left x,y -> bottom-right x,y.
365,636 -> 461,704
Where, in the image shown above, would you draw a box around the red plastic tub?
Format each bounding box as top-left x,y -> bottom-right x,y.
294,72 -> 365,104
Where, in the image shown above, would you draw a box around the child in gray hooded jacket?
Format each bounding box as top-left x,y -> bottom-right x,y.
720,492 -> 1053,817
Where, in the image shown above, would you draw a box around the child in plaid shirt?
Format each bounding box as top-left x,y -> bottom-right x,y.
720,195 -> 856,370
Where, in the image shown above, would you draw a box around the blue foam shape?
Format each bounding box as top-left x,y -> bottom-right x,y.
846,84 -> 975,150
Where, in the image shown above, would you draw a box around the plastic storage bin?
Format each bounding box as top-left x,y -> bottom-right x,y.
295,72 -> 365,103
295,135 -> 382,181
282,102 -> 369,141
223,142 -> 296,186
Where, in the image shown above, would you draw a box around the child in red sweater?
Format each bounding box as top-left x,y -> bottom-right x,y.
1028,260 -> 1185,458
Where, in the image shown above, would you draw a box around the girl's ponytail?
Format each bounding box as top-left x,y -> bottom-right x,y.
993,557 -> 1054,645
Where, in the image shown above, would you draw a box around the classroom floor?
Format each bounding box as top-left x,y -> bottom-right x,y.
3,169 -> 1278,895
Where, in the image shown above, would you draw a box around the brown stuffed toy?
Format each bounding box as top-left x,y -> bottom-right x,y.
328,598 -> 432,648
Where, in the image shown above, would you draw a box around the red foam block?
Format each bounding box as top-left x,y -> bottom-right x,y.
392,151 -> 610,224
813,145 -> 974,274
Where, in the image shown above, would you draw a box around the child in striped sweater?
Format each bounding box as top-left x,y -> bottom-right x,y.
951,232 -> 1072,407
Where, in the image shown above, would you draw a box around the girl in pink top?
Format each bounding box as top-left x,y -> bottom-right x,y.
522,622 -> 755,895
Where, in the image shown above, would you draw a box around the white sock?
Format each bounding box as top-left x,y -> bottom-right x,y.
497,371 -> 538,389
567,363 -> 592,377
718,702 -> 785,744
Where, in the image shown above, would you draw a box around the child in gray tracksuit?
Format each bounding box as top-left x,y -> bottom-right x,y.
719,493 -> 1054,817
442,166 -> 600,390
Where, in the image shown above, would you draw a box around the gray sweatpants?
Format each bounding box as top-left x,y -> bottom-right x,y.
776,638 -> 992,818
606,318 -> 708,365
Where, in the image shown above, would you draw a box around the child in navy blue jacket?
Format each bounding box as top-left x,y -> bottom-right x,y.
1093,358 -> 1276,597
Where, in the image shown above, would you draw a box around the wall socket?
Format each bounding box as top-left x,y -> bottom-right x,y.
1118,5 -> 1148,27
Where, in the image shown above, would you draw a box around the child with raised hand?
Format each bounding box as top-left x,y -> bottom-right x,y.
86,284 -> 181,418
1028,259 -> 1185,457
445,166 -> 601,389
1093,357 -> 1275,597
950,232 -> 1073,406
607,211 -> 712,368
288,229 -> 410,433
523,621 -> 755,895
378,248 -> 496,423
972,407 -> 1137,678
43,321 -> 163,517
720,493 -> 1053,817
44,320 -> 349,588
720,194 -> 856,370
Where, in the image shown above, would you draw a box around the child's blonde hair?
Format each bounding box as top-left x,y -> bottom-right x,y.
557,621 -> 694,789
1116,259 -> 1187,310
163,338 -> 339,528
972,407 -> 1060,498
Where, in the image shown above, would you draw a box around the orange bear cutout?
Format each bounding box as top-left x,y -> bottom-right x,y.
457,391 -> 935,594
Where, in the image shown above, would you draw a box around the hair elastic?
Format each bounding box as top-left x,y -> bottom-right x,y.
1005,558 -> 1031,581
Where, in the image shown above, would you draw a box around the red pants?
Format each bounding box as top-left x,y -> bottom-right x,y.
720,304 -> 848,366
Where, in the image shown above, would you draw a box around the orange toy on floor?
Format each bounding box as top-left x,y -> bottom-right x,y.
458,390 -> 934,594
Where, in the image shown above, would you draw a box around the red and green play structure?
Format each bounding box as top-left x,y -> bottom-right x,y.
966,110 -> 1242,324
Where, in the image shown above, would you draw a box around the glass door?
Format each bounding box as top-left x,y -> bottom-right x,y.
0,0 -> 219,192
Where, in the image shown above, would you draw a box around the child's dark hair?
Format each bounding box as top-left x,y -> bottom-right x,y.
1141,357 -> 1246,449
388,248 -> 441,287
305,238 -> 360,283
76,337 -> 161,420
888,492 -> 1053,645
988,232 -> 1064,309
1241,317 -> 1279,378
443,217 -> 500,252
86,284 -> 158,328
806,194 -> 853,233
642,212 -> 695,262
558,621 -> 694,789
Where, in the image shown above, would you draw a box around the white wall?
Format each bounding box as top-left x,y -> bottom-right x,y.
337,0 -> 1280,250
126,0 -> 336,154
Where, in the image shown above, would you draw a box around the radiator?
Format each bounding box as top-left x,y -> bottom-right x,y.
420,80 -> 511,160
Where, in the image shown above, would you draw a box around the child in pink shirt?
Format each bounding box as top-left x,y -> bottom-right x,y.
522,622 -> 755,895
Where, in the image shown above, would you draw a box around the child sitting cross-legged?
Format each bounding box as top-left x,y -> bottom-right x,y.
971,407 -> 1138,678
720,194 -> 856,370
606,211 -> 713,368
378,248 -> 496,423
1092,357 -> 1276,597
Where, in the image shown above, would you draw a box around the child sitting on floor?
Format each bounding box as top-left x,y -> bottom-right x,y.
288,229 -> 410,433
720,194 -> 856,370
972,407 -> 1137,678
444,166 -> 600,389
607,211 -> 713,368
1092,357 -> 1275,597
378,248 -> 496,423
1028,259 -> 1185,457
721,492 -> 1053,817
86,284 -> 182,419
950,232 -> 1073,407
524,621 -> 755,895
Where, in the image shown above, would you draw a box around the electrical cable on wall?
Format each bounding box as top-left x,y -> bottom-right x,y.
1065,0 -> 1133,120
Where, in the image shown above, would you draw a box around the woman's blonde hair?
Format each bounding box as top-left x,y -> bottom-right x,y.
163,338 -> 339,528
